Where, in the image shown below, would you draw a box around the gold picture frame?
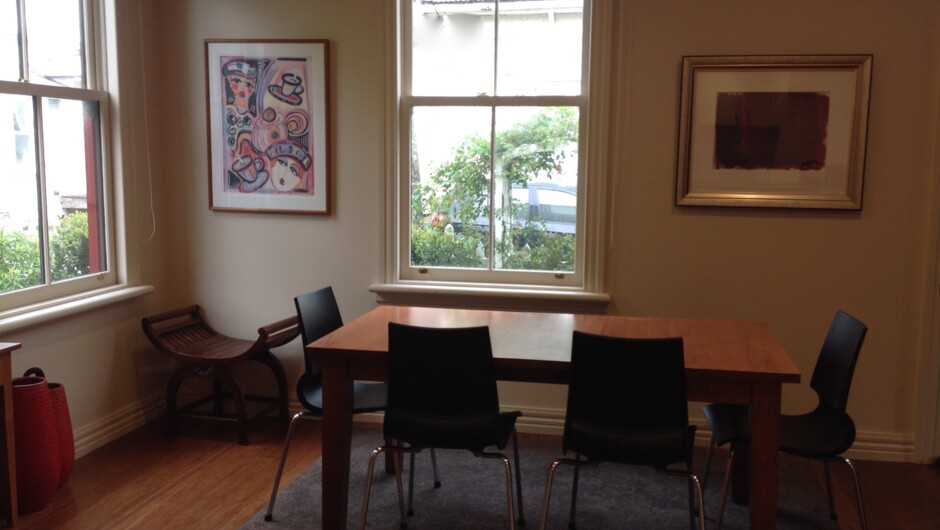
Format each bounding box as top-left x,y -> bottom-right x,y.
676,55 -> 872,209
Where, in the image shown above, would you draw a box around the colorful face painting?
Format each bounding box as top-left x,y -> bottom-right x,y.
219,55 -> 314,196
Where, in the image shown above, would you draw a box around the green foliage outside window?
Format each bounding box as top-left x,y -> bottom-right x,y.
0,228 -> 42,292
0,211 -> 91,293
50,211 -> 91,281
411,107 -> 578,271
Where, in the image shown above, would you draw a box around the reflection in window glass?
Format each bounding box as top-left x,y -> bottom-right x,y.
496,3 -> 582,96
493,106 -> 577,272
25,0 -> 85,88
411,2 -> 495,96
410,106 -> 492,269
0,2 -> 20,82
42,98 -> 103,282
0,93 -> 44,291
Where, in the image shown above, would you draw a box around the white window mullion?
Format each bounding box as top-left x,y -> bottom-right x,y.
16,0 -> 28,82
32,96 -> 52,285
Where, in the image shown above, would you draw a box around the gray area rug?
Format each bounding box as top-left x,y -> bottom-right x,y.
243,426 -> 836,529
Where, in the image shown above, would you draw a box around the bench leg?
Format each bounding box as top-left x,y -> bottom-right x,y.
213,366 -> 249,445
255,351 -> 289,421
165,365 -> 191,439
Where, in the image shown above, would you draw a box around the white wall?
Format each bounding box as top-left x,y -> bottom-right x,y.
3,0 -> 939,462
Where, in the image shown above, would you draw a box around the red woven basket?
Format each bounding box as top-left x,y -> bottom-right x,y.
24,368 -> 74,489
12,375 -> 61,513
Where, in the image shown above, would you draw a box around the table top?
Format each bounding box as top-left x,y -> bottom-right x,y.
309,306 -> 800,384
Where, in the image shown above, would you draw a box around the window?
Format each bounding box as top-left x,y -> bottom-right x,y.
0,0 -> 115,308
398,0 -> 592,289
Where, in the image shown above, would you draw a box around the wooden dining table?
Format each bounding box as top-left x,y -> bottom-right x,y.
308,305 -> 801,529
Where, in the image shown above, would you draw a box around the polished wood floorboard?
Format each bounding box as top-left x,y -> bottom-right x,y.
16,417 -> 323,530
15,417 -> 940,529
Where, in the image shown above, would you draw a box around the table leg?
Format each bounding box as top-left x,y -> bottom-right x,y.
748,381 -> 782,530
0,350 -> 16,528
320,353 -> 354,530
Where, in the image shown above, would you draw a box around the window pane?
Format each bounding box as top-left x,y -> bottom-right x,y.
42,98 -> 102,282
410,106 -> 492,269
493,106 -> 578,272
0,93 -> 43,293
496,1 -> 583,96
411,1 -> 495,96
0,1 -> 20,82
25,0 -> 85,88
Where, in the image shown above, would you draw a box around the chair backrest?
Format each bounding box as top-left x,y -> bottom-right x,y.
293,286 -> 344,378
565,332 -> 688,448
386,323 -> 499,418
810,310 -> 868,412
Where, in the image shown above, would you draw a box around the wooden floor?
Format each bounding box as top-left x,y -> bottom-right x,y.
14,417 -> 940,529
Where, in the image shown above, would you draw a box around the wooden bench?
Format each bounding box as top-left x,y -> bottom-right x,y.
141,305 -> 300,445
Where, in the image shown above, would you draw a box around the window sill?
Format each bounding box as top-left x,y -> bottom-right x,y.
369,282 -> 610,313
0,284 -> 155,334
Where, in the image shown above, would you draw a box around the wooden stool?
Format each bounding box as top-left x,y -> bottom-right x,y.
141,305 -> 299,445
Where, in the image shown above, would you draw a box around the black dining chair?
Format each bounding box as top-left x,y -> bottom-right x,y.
539,332 -> 705,530
359,323 -> 525,530
701,310 -> 868,529
264,287 -> 439,521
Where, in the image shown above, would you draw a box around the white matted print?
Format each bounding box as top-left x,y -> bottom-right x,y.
676,55 -> 872,209
206,40 -> 330,214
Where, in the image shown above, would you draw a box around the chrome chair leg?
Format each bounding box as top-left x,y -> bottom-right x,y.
569,455 -> 581,529
264,410 -> 312,521
539,459 -> 564,530
430,448 -> 441,488
701,435 -> 717,491
842,457 -> 868,530
359,446 -> 384,530
404,447 -> 440,517
407,451 -> 416,516
715,448 -> 735,530
477,451 -> 517,530
358,443 -> 409,529
823,459 -> 836,519
664,464 -> 706,530
394,446 -> 407,528
690,472 -> 706,530
511,429 -> 525,526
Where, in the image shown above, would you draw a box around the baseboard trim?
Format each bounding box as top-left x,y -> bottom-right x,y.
73,391 -> 164,459
70,397 -> 917,464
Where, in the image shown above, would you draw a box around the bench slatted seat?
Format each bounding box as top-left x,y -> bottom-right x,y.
142,305 -> 300,445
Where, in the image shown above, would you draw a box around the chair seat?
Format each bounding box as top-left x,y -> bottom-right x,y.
385,410 -> 521,452
780,407 -> 856,457
298,374 -> 387,414
701,310 -> 868,530
565,418 -> 694,467
701,403 -> 748,447
703,402 -> 856,457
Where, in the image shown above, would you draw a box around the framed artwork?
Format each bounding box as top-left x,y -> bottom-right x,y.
676,55 -> 872,209
205,39 -> 330,214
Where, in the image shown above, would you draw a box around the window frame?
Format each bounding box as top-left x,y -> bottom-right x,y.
0,0 -> 127,322
377,0 -> 611,309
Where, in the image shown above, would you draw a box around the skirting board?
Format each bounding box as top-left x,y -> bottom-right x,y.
73,390 -> 165,459
71,395 -> 916,464
338,404 -> 918,463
